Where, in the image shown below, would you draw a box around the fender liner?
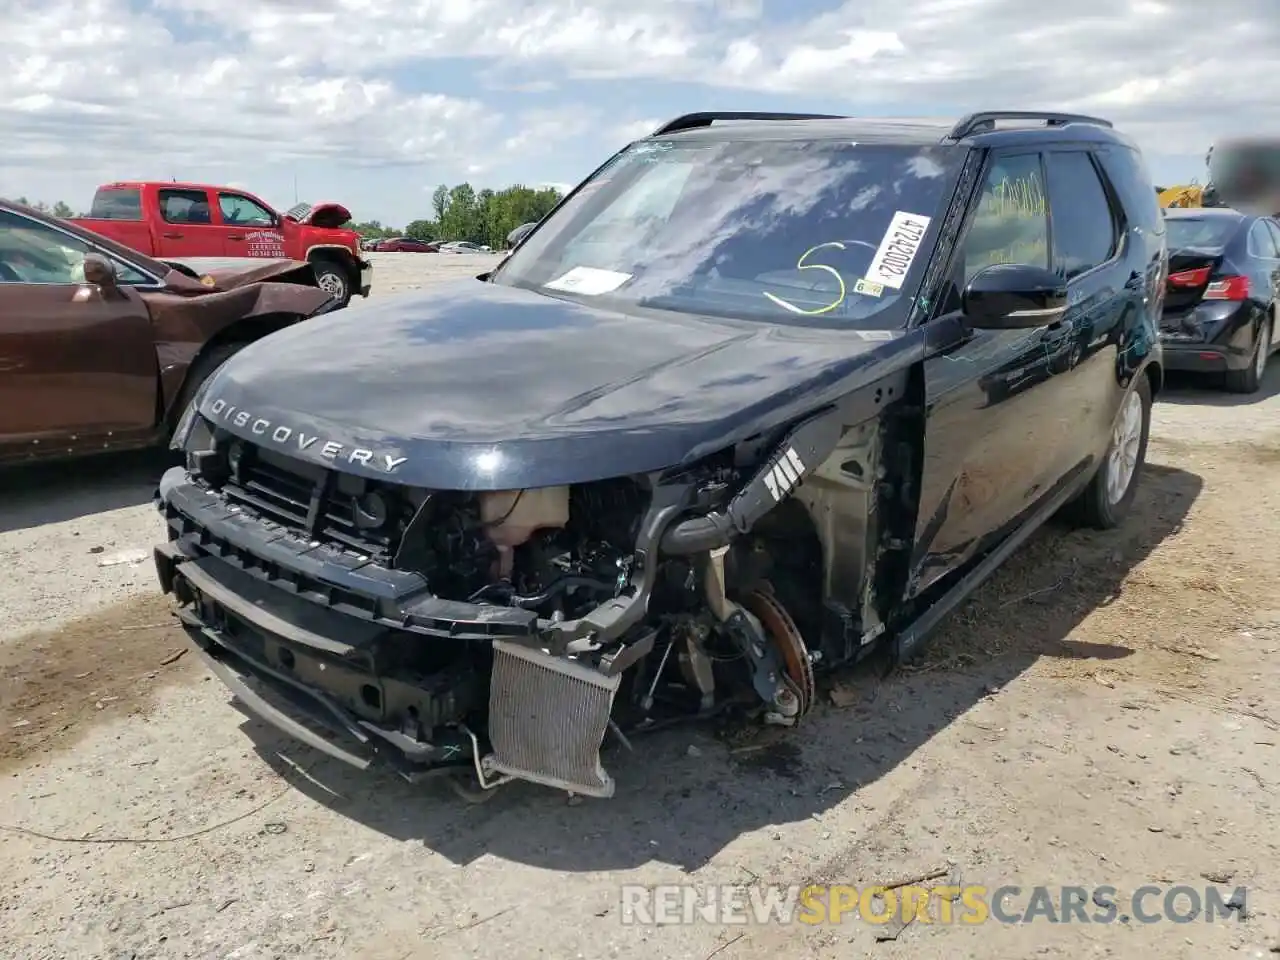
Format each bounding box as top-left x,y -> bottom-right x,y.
660,407 -> 846,555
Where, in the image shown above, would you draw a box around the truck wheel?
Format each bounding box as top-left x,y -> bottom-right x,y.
312,261 -> 351,307
1064,373 -> 1152,530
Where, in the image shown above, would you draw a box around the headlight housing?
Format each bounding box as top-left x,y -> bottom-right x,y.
170,377 -> 213,451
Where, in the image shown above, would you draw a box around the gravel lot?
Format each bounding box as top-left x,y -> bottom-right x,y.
3,251 -> 1279,959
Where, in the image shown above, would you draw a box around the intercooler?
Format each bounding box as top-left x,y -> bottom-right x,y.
485,640 -> 622,798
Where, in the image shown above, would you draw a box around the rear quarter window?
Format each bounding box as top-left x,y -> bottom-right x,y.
1095,145 -> 1164,239
89,188 -> 142,220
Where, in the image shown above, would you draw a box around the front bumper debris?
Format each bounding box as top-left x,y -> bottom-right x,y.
153,467 -> 680,796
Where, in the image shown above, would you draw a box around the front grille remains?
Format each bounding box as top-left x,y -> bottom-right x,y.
485,640 -> 622,798
220,445 -> 404,561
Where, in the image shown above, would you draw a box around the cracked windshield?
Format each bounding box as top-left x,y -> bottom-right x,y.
493,138 -> 966,327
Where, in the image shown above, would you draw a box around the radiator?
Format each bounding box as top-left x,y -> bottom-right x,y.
485,640 -> 622,798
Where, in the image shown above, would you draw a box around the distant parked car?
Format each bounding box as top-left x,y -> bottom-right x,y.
439,241 -> 482,254
379,238 -> 436,252
1160,207 -> 1279,393
507,221 -> 537,248
0,198 -> 336,466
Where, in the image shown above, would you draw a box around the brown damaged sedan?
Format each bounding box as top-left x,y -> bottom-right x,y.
0,199 -> 337,466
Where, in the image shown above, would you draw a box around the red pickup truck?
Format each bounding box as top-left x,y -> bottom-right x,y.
69,181 -> 372,306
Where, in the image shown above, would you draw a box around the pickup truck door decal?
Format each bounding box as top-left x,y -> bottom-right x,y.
242,229 -> 285,258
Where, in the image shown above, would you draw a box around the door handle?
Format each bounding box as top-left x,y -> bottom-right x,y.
227,234 -> 244,240
162,232 -> 184,239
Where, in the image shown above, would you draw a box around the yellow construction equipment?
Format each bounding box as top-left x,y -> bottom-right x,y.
1157,182 -> 1204,208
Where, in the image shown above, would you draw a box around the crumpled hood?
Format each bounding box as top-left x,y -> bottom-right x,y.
198,280 -> 913,490
142,262 -> 334,334
283,201 -> 353,228
160,257 -> 321,293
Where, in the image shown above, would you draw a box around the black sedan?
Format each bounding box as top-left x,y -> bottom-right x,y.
1160,208 -> 1279,393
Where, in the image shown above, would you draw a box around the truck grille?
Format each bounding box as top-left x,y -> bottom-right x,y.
485,640 -> 622,798
221,445 -> 404,561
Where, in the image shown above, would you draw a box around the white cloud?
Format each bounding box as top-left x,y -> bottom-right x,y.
3,0 -> 1276,220
612,119 -> 663,146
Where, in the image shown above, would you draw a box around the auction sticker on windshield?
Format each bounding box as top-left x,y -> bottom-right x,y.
865,211 -> 932,290
544,266 -> 633,295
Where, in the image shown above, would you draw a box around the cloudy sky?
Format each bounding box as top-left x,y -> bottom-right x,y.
4,0 -> 1275,225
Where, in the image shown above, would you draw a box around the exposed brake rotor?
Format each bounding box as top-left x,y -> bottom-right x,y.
741,586 -> 816,719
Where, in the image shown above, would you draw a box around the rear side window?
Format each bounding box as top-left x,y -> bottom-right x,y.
1044,151 -> 1117,279
89,188 -> 142,220
1267,220 -> 1280,254
1248,220 -> 1280,258
159,189 -> 213,225
1096,145 -> 1164,239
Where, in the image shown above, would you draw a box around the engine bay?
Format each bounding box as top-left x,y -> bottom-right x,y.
402,480 -> 647,624
165,401 -> 883,801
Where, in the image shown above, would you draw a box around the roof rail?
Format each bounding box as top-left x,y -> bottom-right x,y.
651,111 -> 849,137
948,111 -> 1114,140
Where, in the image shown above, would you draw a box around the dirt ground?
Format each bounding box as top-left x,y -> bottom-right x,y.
2,252 -> 1279,959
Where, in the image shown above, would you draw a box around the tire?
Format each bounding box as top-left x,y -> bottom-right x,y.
169,342 -> 245,436
1224,317 -> 1271,394
1065,373 -> 1152,530
311,260 -> 351,308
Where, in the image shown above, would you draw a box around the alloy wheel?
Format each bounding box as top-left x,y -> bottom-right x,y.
1105,388 -> 1143,505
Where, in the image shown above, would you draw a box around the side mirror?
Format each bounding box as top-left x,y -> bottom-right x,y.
962,263 -> 1067,329
83,253 -> 119,293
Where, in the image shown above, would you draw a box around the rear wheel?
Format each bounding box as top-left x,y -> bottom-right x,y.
1065,374 -> 1152,530
1224,317 -> 1271,394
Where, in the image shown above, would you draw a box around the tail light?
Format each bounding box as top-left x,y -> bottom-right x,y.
1168,266 -> 1211,288
1203,275 -> 1249,300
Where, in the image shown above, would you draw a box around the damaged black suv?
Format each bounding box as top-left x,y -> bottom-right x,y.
155,110 -> 1166,800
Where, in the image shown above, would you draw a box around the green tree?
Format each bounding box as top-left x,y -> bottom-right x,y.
398,182 -> 566,247
348,219 -> 398,239
475,188 -> 496,246
404,219 -> 436,241
431,184 -> 450,223
51,201 -> 74,219
440,183 -> 477,241
475,184 -> 563,247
